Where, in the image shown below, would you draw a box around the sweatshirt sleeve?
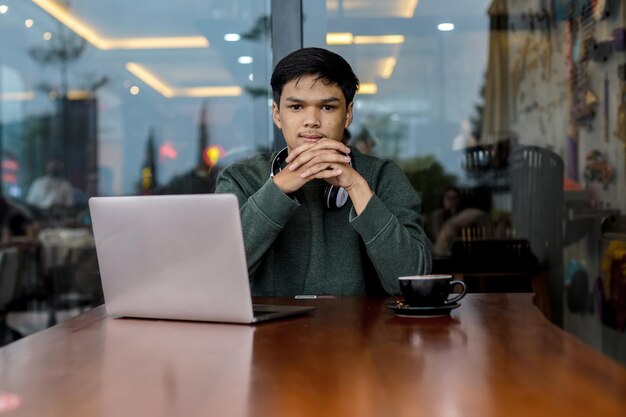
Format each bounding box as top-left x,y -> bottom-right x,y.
349,161 -> 432,295
216,169 -> 299,276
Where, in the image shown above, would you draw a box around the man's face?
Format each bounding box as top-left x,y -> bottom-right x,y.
272,74 -> 354,152
443,191 -> 460,211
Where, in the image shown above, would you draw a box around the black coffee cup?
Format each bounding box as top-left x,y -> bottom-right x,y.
398,274 -> 467,307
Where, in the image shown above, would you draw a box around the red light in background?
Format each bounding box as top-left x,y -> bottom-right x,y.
1,158 -> 19,185
2,173 -> 17,184
0,160 -> 19,170
159,141 -> 178,160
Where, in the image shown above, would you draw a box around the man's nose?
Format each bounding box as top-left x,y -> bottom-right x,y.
303,108 -> 321,128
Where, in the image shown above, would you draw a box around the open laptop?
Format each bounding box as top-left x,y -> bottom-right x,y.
88,194 -> 314,323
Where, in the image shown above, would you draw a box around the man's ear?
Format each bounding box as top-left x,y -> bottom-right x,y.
271,101 -> 282,129
345,101 -> 354,128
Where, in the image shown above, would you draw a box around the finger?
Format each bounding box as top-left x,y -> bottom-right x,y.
300,163 -> 345,178
305,168 -> 343,180
309,138 -> 350,154
299,162 -> 336,178
286,139 -> 350,164
285,143 -> 314,163
290,150 -> 351,171
295,151 -> 350,170
272,169 -> 307,194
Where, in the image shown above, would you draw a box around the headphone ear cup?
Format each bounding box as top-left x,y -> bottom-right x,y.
324,186 -> 337,209
270,147 -> 289,178
324,185 -> 349,210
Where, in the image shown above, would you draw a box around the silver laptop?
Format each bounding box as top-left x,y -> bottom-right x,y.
88,194 -> 314,323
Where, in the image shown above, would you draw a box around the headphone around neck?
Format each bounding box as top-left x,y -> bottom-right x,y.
270,147 -> 353,210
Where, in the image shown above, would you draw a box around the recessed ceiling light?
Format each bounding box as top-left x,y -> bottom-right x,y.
224,33 -> 241,42
437,23 -> 455,32
238,56 -> 253,64
43,32 -> 52,40
130,86 -> 140,95
0,5 -> 9,14
25,19 -> 34,28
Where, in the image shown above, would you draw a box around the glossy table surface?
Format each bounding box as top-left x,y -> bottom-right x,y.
1,294 -> 625,416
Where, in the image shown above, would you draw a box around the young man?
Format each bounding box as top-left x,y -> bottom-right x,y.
216,47 -> 431,296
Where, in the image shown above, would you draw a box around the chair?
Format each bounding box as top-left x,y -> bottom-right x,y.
461,141 -> 511,189
38,228 -> 99,325
45,246 -> 99,325
433,239 -> 551,319
510,145 -> 564,324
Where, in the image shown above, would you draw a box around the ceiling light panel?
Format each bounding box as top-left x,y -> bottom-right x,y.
327,33 -> 404,45
326,0 -> 419,18
126,62 -> 241,98
32,0 -> 209,50
358,83 -> 378,94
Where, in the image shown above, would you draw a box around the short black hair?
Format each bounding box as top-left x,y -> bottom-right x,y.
271,47 -> 359,108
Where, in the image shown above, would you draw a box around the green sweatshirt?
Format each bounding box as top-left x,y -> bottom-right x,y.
215,148 -> 432,296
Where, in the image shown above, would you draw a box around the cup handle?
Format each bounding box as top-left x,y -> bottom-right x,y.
445,280 -> 467,304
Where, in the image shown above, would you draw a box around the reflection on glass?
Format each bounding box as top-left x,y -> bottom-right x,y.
0,0 -> 272,343
2,0 -> 272,200
303,0 -> 625,363
101,319 -> 254,417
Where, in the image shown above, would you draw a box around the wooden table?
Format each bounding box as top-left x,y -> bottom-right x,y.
0,294 -> 625,416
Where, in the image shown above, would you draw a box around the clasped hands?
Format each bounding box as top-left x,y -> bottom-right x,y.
273,139 -> 373,214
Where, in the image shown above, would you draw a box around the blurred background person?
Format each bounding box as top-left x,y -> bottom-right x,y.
428,186 -> 462,240
26,159 -> 74,211
429,186 -> 491,256
452,118 -> 477,151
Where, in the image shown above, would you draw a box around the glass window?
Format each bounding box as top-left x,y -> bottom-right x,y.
2,1 -> 625,365
0,0 -> 272,340
303,0 -> 494,237
1,0 -> 272,199
304,0 -> 626,364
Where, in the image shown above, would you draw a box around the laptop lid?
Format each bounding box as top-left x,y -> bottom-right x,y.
89,194 -> 313,323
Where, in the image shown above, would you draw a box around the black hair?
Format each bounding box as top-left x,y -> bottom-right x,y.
271,47 -> 359,108
442,186 -> 461,198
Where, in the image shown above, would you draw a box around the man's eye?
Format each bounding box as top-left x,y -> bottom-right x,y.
322,105 -> 335,111
289,105 -> 302,110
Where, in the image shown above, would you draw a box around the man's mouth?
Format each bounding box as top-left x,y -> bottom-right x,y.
299,133 -> 324,142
